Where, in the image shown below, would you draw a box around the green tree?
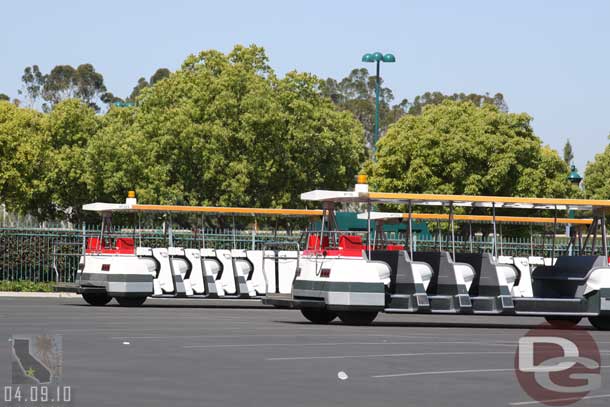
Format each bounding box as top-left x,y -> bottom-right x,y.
127,77 -> 149,102
406,91 -> 507,116
322,69 -> 507,152
41,64 -> 108,112
18,65 -> 46,107
584,134 -> 610,199
321,68 -> 404,149
563,139 -> 574,165
41,99 -> 99,220
0,103 -> 47,215
150,68 -> 170,85
368,101 -> 576,201
86,45 -> 365,209
127,68 -> 171,102
0,94 -> 9,102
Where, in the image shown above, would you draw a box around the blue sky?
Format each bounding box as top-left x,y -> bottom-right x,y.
1,0 -> 608,172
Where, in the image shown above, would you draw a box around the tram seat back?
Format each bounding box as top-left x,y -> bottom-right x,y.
370,250 -> 432,292
307,235 -> 329,250
532,255 -> 606,298
413,252 -> 473,295
116,238 -> 135,254
339,235 -> 363,250
453,253 -> 509,297
86,237 -> 101,251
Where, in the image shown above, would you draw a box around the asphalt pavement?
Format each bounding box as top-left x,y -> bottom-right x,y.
1,297 -> 609,407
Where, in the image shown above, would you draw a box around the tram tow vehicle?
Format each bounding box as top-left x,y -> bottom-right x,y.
263,182 -> 610,330
77,195 -> 321,306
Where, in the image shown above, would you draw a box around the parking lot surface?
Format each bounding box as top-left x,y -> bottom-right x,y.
1,297 -> 609,406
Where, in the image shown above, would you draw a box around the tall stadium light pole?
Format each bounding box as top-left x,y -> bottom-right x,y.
362,52 -> 395,157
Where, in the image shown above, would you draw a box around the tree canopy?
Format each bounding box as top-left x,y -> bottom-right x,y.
87,45 -> 365,209
406,91 -> 507,116
321,68 -> 509,154
1,45 -> 602,224
0,102 -> 46,215
321,68 -> 405,150
563,139 -> 574,165
127,68 -> 171,102
584,134 -> 610,199
367,100 -> 577,201
17,64 -> 111,112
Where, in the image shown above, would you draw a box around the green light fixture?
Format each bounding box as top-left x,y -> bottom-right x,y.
361,51 -> 396,158
568,164 -> 583,185
361,53 -> 375,63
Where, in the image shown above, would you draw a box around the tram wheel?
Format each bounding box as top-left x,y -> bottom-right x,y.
544,316 -> 582,329
338,311 -> 378,326
300,308 -> 337,324
115,296 -> 147,307
588,316 -> 610,331
82,293 -> 112,306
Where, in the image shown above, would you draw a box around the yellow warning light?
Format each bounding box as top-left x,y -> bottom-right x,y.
127,190 -> 136,199
356,174 -> 368,184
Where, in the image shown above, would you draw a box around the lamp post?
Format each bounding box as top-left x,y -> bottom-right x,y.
567,164 -> 583,254
568,164 -> 583,187
362,52 -> 395,156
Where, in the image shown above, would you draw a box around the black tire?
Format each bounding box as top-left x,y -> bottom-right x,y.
588,316 -> 610,331
338,311 -> 378,326
300,308 -> 337,324
82,293 -> 112,306
545,316 -> 582,329
115,296 -> 147,307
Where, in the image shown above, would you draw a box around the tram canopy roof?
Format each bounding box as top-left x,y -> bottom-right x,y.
356,212 -> 593,225
301,190 -> 610,211
82,202 -> 323,217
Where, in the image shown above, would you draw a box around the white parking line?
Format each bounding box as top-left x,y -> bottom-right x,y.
372,368 -> 514,378
509,393 -> 610,405
185,341 -> 513,349
267,351 -> 514,361
374,364 -> 610,380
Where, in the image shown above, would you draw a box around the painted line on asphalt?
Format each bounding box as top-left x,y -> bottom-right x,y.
373,367 -> 514,378
267,350 -> 515,361
375,364 -> 610,380
185,341 -> 514,349
509,393 -> 610,406
113,333 -> 494,340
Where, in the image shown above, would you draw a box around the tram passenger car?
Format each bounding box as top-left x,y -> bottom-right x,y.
264,182 -> 610,330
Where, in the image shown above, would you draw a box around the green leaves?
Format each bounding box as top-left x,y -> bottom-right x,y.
584,135 -> 610,199
369,100 -> 577,202
84,45 -> 364,212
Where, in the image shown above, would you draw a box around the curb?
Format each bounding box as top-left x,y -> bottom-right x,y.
0,292 -> 81,298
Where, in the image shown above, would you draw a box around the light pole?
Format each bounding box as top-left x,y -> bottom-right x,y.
362,52 -> 395,155
567,164 -> 583,254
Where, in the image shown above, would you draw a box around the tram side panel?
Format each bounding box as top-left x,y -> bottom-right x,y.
184,249 -> 206,295
277,251 -> 299,294
244,250 -> 276,295
231,249 -> 257,297
79,254 -> 154,298
214,250 -> 239,296
514,255 -> 610,316
168,247 -> 194,296
294,255 -> 388,310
